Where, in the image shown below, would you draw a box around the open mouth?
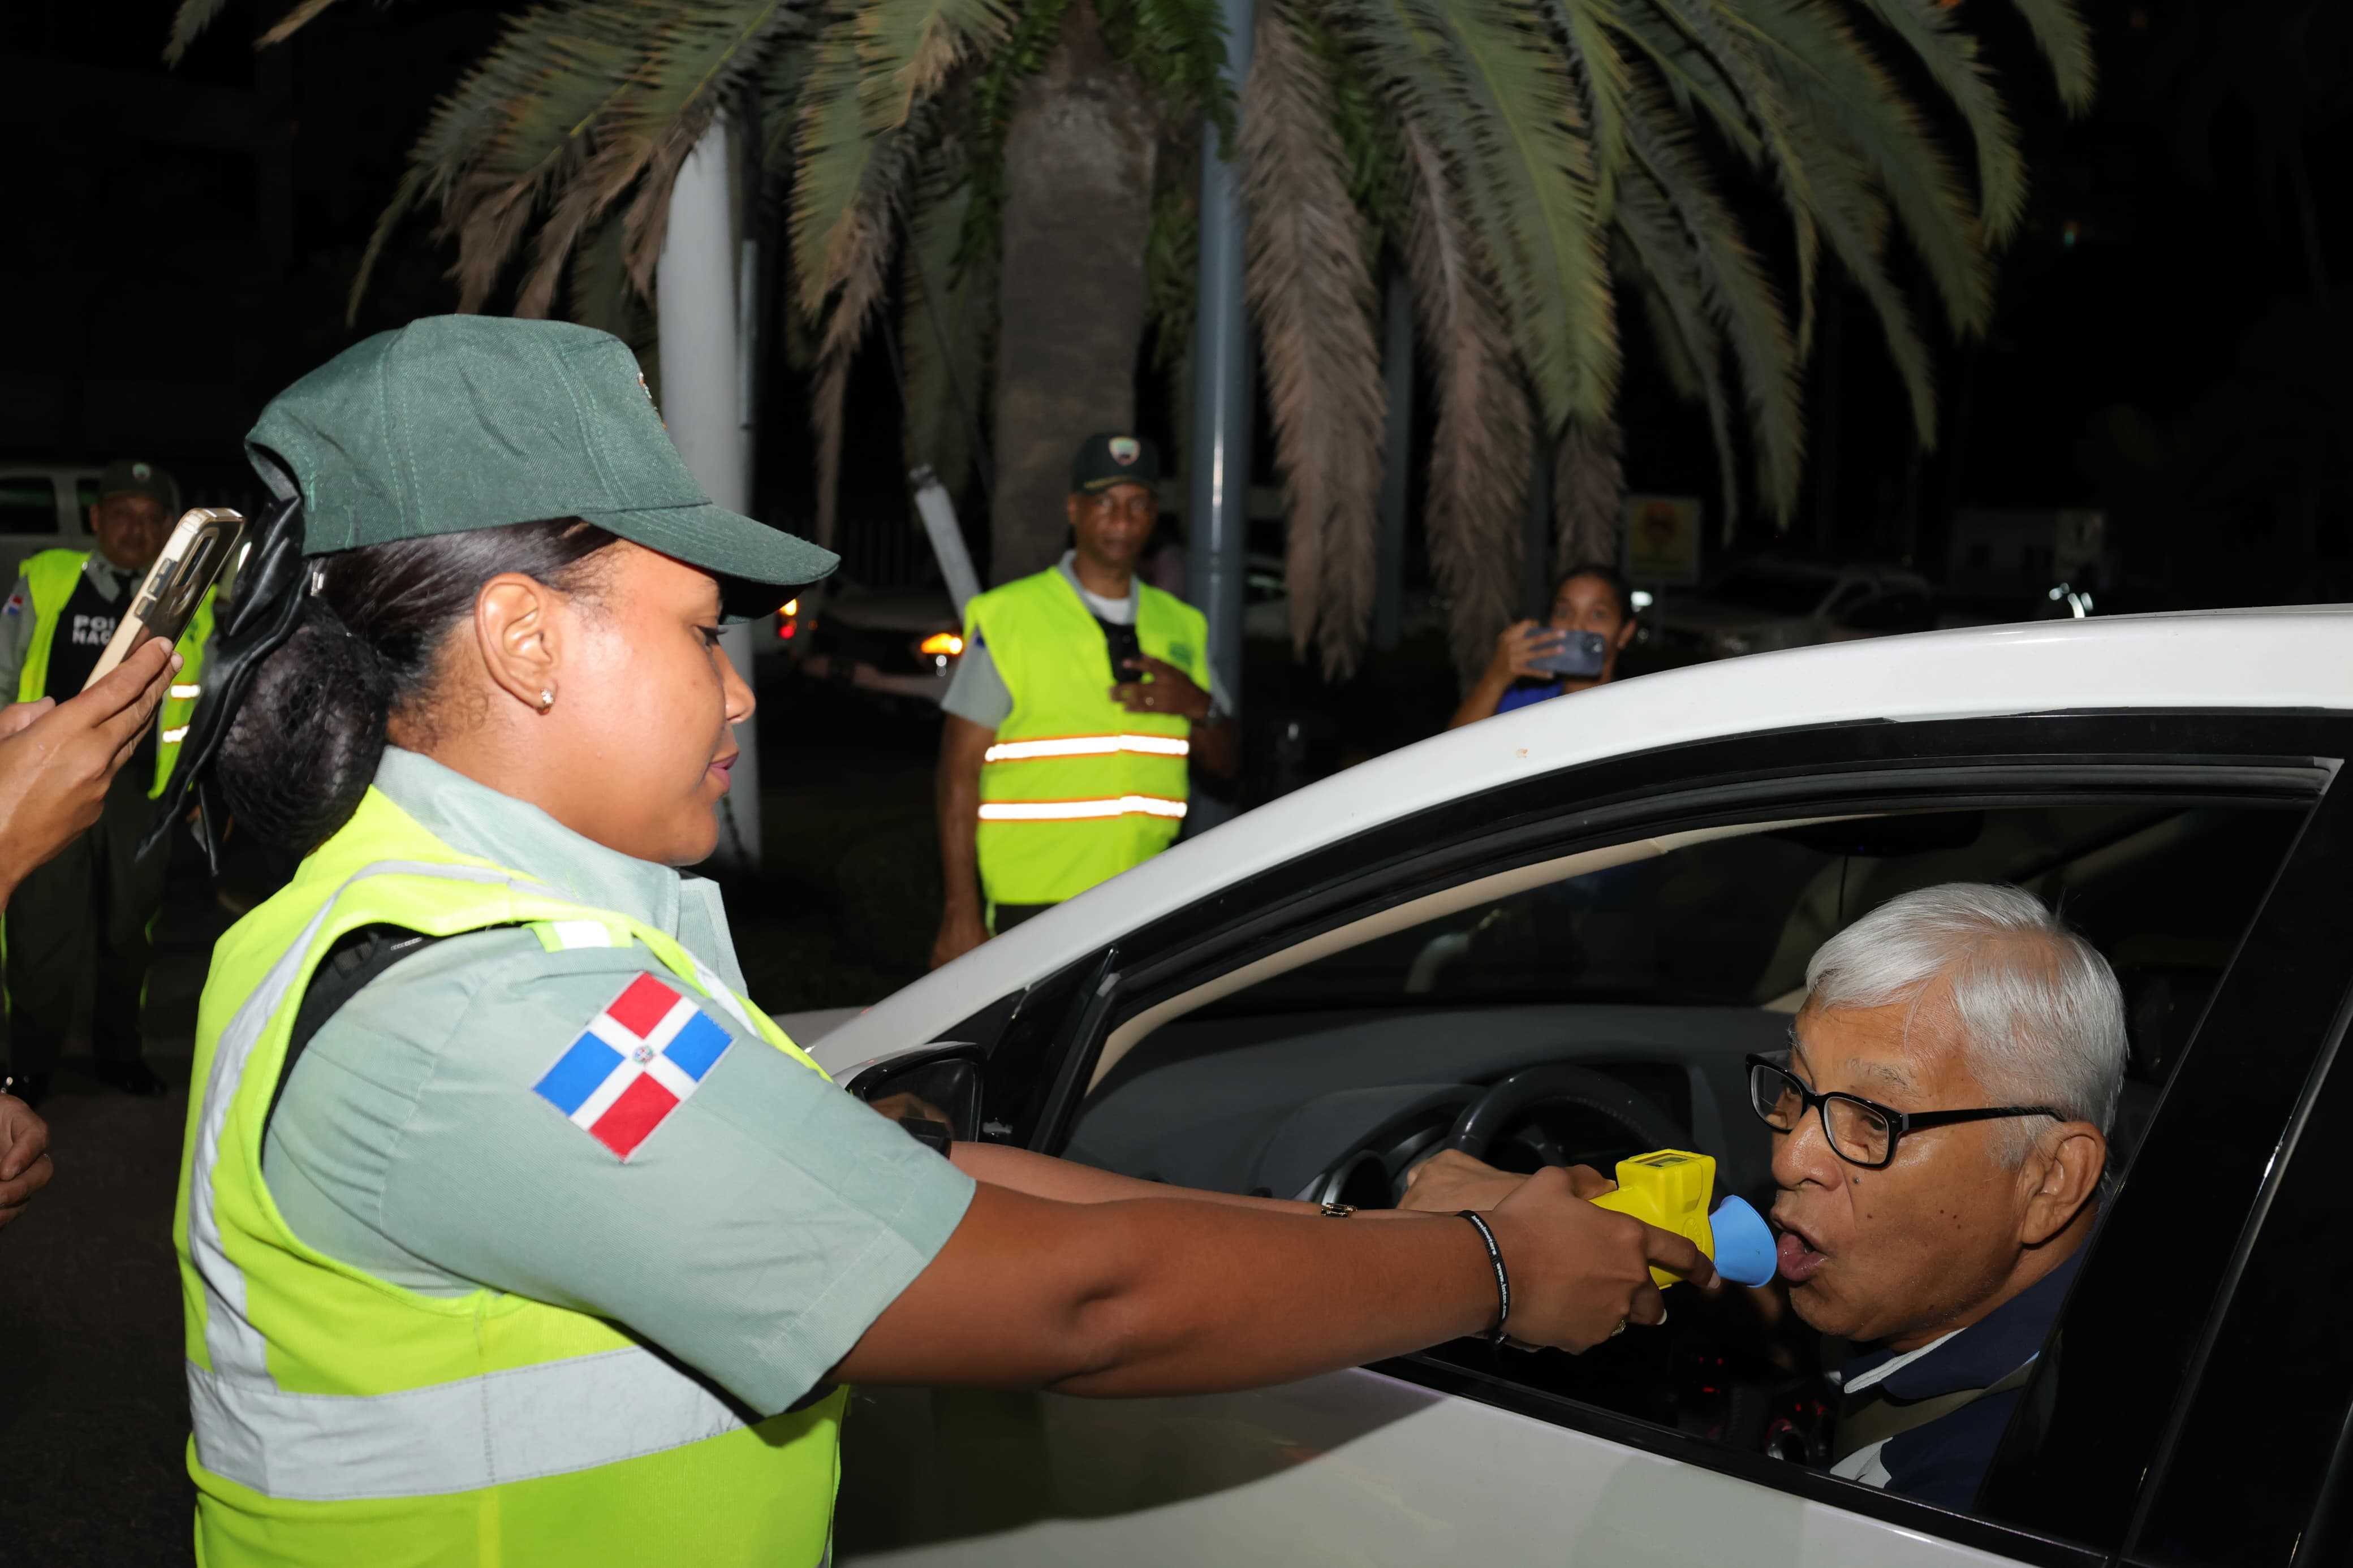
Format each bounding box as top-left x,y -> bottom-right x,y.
1771,1215 -> 1830,1285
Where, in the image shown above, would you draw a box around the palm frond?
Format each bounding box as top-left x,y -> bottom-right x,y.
1242,0 -> 1387,677
344,3 -> 804,318
855,0 -> 1015,132
1643,0 -> 1820,356
1547,0 -> 1631,222
257,0 -> 350,49
1553,413 -> 1624,571
1099,0 -> 1236,140
1433,0 -> 1618,433
1746,0 -> 1989,336
162,0 -> 239,65
2004,0 -> 2096,115
1397,117 -> 1531,681
1851,0 -> 2027,243
1622,77 -> 1802,522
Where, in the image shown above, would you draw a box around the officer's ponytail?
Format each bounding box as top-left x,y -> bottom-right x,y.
214,519 -> 619,857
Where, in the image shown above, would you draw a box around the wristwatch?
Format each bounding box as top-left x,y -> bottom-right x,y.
1317,1200 -> 1356,1218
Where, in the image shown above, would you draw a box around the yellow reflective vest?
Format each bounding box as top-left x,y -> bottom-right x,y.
14,547 -> 212,798
175,786 -> 844,1567
966,567 -> 1212,907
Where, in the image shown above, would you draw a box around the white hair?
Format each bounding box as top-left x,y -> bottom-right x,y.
1803,883 -> 2127,1164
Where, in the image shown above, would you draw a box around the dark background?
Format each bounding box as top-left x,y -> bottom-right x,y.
6,0 -> 2349,603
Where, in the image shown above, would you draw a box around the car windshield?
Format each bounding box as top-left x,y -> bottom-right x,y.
1223,804 -> 2299,1013
1705,569 -> 1833,616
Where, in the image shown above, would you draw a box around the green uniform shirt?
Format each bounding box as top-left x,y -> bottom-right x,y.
260,748 -> 974,1415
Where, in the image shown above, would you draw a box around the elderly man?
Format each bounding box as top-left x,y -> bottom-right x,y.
1751,881 -> 2117,1505
1406,880 -> 2119,1509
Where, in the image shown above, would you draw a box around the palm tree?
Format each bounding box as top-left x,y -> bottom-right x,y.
169,0 -> 2091,677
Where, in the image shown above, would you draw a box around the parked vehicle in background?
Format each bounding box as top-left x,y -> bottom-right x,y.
779,580 -> 964,710
0,464 -> 103,585
1653,558 -> 1937,661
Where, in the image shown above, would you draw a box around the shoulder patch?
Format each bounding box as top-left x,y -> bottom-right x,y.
530,972 -> 735,1160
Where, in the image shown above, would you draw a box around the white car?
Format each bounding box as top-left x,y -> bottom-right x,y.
795,608 -> 2353,1568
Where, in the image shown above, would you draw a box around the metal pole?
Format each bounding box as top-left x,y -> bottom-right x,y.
657,118 -> 764,868
1185,0 -> 1255,833
1373,267 -> 1413,651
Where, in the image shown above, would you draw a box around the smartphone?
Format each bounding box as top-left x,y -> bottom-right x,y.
1528,629 -> 1609,679
83,507 -> 246,691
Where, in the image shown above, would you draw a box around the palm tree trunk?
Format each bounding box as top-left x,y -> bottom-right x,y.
988,1 -> 1159,582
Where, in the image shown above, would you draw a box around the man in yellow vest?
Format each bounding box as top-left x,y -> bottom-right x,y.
932,434 -> 1237,968
0,457 -> 213,1106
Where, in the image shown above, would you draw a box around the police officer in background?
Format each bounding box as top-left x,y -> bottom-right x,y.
0,459 -> 214,1105
931,434 -> 1237,969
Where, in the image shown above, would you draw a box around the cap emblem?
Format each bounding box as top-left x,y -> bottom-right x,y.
1110,437 -> 1141,466
132,462 -> 152,480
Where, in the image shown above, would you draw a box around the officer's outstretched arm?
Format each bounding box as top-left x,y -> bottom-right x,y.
826,1169 -> 1711,1396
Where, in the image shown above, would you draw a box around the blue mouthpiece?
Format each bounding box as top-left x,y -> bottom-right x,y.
1708,1195 -> 1778,1288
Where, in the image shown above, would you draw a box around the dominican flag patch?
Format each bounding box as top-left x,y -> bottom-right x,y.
531,974 -> 734,1160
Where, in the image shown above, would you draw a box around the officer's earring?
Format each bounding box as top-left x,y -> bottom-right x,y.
537,688 -> 554,712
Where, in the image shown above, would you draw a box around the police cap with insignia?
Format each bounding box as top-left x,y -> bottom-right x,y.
97,457 -> 180,517
1070,432 -> 1161,495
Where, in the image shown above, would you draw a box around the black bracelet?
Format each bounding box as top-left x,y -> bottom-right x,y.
1456,1210 -> 1510,1345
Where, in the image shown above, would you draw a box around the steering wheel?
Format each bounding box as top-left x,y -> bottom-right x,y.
1440,1064 -> 1688,1170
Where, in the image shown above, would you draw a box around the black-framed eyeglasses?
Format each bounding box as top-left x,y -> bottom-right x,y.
1743,1052 -> 2065,1169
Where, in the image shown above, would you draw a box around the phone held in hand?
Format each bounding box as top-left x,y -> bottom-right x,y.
1527,629 -> 1609,679
81,507 -> 245,692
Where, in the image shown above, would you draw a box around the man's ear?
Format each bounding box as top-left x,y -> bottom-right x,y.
1065,493 -> 1085,530
473,573 -> 564,715
2020,1121 -> 2106,1246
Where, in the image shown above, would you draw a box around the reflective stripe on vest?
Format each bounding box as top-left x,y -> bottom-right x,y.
184,861 -> 771,1503
976,794 -> 1187,822
982,733 -> 1191,763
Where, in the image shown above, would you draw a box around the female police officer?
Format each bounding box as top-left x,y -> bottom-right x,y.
166,317 -> 1705,1567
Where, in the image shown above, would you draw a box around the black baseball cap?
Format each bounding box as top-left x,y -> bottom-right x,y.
1071,433 -> 1161,494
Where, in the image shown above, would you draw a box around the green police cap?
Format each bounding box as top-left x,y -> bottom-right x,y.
246,316 -> 837,590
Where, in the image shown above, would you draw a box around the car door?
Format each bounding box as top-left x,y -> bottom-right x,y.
835,710 -> 2352,1568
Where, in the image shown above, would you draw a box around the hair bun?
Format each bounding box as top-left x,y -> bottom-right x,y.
215,599 -> 393,857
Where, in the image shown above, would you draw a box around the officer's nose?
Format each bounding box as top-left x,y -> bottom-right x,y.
721,637 -> 755,725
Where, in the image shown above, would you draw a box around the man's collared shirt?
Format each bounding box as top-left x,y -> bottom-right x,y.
1830,1246 -> 2086,1509
260,748 -> 975,1415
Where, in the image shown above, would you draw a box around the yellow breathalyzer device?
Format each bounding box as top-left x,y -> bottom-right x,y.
1588,1149 -> 1778,1288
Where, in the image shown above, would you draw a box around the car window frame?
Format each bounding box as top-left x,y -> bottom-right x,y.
956,710 -> 2353,1565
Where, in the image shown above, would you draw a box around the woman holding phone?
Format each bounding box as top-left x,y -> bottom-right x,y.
1448,562 -> 1640,729
165,318 -> 1707,1568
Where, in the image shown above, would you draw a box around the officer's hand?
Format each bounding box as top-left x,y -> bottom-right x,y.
0,1093 -> 53,1231
1110,657 -> 1212,722
1399,1150 -> 1619,1213
0,638 -> 178,904
1480,1165 -> 1717,1354
930,908 -> 989,970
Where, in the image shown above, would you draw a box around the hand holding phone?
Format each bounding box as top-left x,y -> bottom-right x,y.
1527,629 -> 1609,679
82,507 -> 245,691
